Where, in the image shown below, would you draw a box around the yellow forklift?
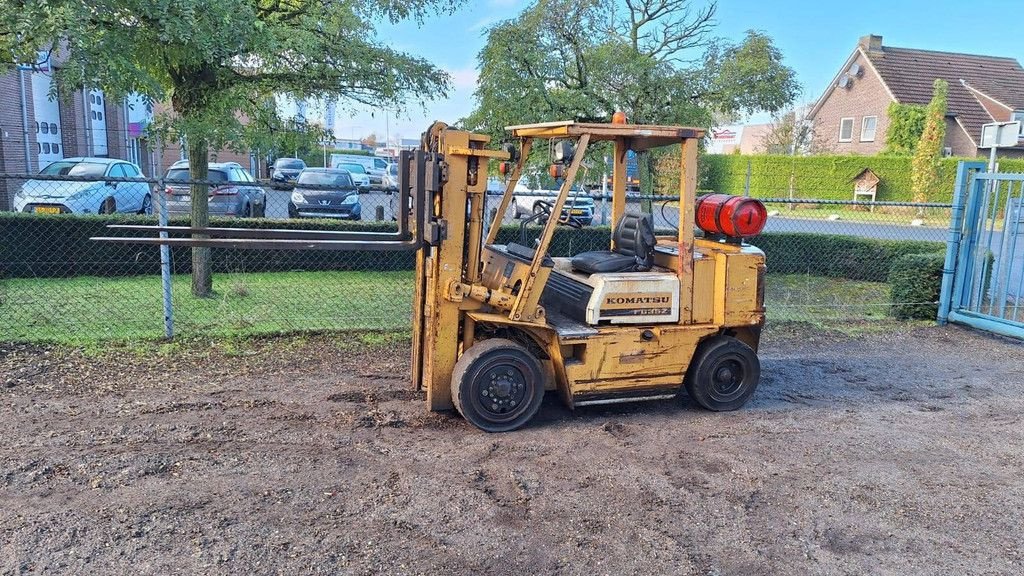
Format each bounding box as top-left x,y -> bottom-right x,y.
102,118 -> 768,432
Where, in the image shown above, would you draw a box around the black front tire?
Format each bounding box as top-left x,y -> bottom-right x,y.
451,338 -> 545,433
684,336 -> 761,411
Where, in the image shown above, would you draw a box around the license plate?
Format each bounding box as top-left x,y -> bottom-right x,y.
34,206 -> 61,214
570,209 -> 585,215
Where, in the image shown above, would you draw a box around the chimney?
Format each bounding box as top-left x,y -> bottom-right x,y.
859,35 -> 884,57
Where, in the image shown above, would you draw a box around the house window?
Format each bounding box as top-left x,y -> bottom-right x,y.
839,117 -> 855,142
861,116 -> 877,142
1014,111 -> 1024,134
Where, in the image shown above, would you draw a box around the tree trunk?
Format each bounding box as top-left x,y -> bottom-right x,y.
188,139 -> 213,297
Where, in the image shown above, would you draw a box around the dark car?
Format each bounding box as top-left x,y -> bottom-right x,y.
270,157 -> 306,189
164,162 -> 266,218
287,168 -> 361,220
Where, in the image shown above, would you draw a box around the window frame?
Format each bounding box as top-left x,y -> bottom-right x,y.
839,117 -> 855,142
860,116 -> 878,142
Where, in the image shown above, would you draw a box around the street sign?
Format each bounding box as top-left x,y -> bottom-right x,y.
980,121 -> 1022,148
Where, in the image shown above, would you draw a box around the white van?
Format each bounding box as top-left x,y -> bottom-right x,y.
330,153 -> 392,189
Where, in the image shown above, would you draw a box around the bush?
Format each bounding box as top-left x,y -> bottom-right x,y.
887,252 -> 945,320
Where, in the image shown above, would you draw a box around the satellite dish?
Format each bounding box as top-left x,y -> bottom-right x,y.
848,63 -> 863,77
837,75 -> 851,89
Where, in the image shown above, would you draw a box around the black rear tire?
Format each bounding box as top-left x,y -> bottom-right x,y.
451,338 -> 545,432
684,336 -> 760,411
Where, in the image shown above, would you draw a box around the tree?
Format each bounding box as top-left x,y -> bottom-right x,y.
911,79 -> 948,204
758,108 -> 831,155
1,0 -> 459,296
361,133 -> 379,148
884,102 -> 928,155
463,0 -> 799,194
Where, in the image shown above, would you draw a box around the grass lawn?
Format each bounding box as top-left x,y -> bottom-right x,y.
2,270 -> 906,344
1,270 -> 414,344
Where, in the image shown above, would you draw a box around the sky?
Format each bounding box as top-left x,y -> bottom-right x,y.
311,0 -> 1024,144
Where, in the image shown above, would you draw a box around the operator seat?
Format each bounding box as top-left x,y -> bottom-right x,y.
571,213 -> 656,274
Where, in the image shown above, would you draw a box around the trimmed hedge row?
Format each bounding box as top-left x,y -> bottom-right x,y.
702,154 -> 1024,203
749,232 -> 943,282
0,213 -> 414,278
2,214 -> 946,284
888,252 -> 945,320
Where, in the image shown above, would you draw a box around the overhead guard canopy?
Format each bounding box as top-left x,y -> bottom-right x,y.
505,121 -> 705,151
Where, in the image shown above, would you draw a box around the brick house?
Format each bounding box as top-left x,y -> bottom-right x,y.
808,35 -> 1024,157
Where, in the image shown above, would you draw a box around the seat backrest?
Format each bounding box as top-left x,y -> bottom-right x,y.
612,212 -> 656,269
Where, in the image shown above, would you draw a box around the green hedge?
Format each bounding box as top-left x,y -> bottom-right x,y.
1,214 -> 946,283
702,154 -> 1024,203
749,232 -> 943,282
888,252 -> 945,320
0,213 -> 414,278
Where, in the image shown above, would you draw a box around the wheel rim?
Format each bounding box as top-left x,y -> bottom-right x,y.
142,195 -> 152,214
709,355 -> 746,401
468,355 -> 536,424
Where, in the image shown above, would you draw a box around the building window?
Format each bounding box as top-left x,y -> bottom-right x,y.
1014,111 -> 1024,134
49,123 -> 57,134
42,143 -> 50,154
839,117 -> 854,142
41,123 -> 49,134
34,122 -> 39,133
52,144 -> 59,155
861,116 -> 877,142
97,111 -> 103,121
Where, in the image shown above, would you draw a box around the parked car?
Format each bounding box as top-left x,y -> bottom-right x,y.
163,162 -> 266,218
270,157 -> 306,188
384,162 -> 399,191
334,162 -> 371,190
500,180 -> 596,226
330,153 -> 389,189
13,157 -> 152,215
287,168 -> 361,220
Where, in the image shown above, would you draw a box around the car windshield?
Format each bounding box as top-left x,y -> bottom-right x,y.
275,159 -> 305,170
298,171 -> 353,187
166,168 -> 228,183
339,163 -> 366,174
39,161 -> 108,178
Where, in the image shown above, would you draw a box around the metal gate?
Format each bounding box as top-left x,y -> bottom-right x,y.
939,161 -> 1024,339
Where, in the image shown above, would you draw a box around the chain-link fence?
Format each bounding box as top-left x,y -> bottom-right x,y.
1,164 -> 952,343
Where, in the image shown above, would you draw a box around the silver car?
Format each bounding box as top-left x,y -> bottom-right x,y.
164,162 -> 266,218
13,157 -> 152,215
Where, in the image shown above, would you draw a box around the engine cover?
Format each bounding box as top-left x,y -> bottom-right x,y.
586,272 -> 679,325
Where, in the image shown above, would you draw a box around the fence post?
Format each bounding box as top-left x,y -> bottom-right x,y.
938,160 -> 985,324
156,155 -> 174,339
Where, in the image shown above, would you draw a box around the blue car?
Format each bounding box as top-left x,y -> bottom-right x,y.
287,168 -> 361,220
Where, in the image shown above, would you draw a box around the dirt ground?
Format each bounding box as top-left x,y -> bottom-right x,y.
2,325 -> 1023,575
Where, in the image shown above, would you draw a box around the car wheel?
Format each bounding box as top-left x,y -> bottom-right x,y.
683,336 -> 761,411
245,203 -> 255,218
288,202 -> 299,219
451,338 -> 545,433
138,194 -> 153,215
98,197 -> 116,215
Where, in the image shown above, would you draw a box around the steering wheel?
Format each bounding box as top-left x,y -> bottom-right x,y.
533,200 -> 583,229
